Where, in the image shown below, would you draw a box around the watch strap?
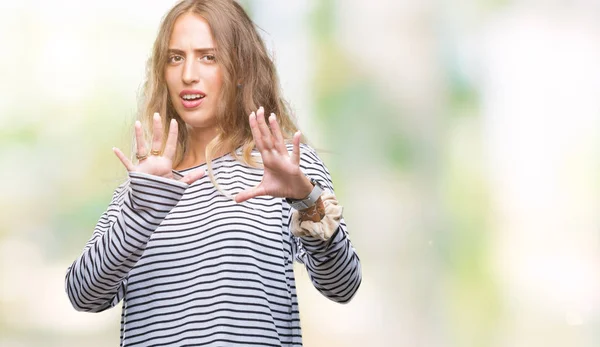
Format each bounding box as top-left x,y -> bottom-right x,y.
286,178 -> 324,210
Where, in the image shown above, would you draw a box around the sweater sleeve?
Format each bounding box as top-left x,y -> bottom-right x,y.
65,172 -> 189,312
290,144 -> 362,304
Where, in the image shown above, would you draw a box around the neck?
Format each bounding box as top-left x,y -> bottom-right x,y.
176,126 -> 223,170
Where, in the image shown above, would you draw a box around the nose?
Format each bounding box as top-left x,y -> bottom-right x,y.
182,59 -> 199,85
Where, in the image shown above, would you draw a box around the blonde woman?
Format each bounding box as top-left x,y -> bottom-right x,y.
65,0 -> 361,346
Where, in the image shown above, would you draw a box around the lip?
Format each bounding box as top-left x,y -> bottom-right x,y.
179,89 -> 206,109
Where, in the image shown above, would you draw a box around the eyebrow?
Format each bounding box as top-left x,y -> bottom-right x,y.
167,48 -> 215,55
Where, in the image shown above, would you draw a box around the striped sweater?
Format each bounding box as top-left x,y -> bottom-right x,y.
65,144 -> 361,346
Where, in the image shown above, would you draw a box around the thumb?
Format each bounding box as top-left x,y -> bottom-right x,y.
113,147 -> 135,172
180,169 -> 205,185
235,185 -> 265,203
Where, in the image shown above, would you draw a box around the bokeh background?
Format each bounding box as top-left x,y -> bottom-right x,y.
1,0 -> 600,346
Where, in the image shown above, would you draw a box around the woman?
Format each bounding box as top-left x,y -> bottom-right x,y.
65,0 -> 361,346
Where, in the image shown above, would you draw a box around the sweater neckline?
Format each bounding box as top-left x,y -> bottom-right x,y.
172,150 -> 233,175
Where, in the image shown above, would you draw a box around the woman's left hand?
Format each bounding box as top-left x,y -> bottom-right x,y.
234,107 -> 313,203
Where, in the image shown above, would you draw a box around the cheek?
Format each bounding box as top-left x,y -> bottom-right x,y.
208,67 -> 224,90
164,70 -> 177,94
209,76 -> 224,101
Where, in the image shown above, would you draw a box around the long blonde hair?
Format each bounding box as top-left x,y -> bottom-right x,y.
138,0 -> 299,191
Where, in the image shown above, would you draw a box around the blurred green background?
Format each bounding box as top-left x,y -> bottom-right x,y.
1,0 -> 599,346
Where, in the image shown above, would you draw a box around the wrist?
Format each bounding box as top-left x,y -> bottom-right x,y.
285,177 -> 324,210
288,175 -> 314,200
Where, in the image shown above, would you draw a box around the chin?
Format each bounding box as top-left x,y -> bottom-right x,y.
177,110 -> 216,129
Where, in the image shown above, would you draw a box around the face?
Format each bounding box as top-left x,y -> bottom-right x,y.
165,13 -> 223,130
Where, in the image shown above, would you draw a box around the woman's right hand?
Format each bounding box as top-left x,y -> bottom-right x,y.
113,112 -> 204,185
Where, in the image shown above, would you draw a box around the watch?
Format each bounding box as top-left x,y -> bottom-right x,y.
285,177 -> 324,210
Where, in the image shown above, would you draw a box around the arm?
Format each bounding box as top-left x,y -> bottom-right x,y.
290,145 -> 362,303
231,107 -> 361,303
64,172 -> 188,312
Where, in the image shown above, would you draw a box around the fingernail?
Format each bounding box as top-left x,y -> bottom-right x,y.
154,112 -> 160,119
270,113 -> 276,119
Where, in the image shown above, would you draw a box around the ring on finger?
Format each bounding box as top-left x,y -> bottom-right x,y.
150,149 -> 161,156
136,153 -> 148,161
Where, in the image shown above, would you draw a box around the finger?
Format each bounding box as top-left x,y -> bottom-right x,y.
268,113 -> 287,153
113,147 -> 135,172
291,131 -> 301,165
163,118 -> 178,159
151,112 -> 163,154
256,107 -> 273,149
234,185 -> 266,203
135,121 -> 147,157
249,112 -> 265,151
180,169 -> 205,185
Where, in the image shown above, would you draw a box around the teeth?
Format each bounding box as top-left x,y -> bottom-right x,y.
182,94 -> 203,100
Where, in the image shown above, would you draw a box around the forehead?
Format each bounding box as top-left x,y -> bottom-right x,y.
169,12 -> 215,48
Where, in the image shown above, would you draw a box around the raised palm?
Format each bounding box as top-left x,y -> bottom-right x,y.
113,113 -> 204,185
234,107 -> 313,203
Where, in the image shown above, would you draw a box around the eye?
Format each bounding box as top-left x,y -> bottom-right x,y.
201,54 -> 216,63
168,55 -> 184,64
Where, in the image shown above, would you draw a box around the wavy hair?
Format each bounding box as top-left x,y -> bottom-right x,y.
137,0 -> 299,193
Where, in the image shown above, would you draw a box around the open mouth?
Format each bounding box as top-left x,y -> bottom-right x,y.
180,91 -> 206,109
181,93 -> 205,101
